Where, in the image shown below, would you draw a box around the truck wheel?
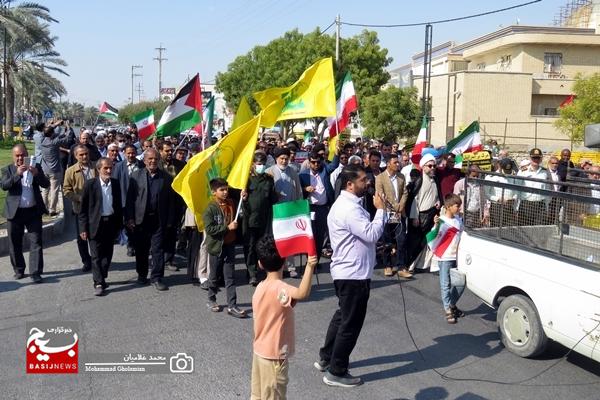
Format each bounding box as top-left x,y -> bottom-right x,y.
497,294 -> 548,358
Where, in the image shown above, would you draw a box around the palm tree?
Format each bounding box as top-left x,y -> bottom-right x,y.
15,66 -> 65,121
0,2 -> 67,135
83,106 -> 99,126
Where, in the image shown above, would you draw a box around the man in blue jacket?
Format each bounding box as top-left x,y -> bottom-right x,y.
299,149 -> 339,270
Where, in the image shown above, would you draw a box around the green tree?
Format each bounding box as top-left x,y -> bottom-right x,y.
555,73 -> 600,143
216,28 -> 391,137
118,100 -> 170,124
83,106 -> 99,126
0,2 -> 67,135
361,86 -> 421,141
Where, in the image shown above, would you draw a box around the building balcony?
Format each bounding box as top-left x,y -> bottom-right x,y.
532,77 -> 574,95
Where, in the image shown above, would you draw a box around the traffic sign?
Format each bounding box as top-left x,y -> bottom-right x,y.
43,110 -> 53,118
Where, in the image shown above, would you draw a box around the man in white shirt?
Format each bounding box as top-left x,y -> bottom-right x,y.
79,158 -> 123,296
517,148 -> 551,226
485,159 -> 518,227
2,144 -> 49,282
315,164 -> 386,388
453,165 -> 486,228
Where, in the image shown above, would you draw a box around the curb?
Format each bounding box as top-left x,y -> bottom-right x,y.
0,214 -> 66,257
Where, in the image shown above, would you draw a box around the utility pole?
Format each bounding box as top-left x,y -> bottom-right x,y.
154,44 -> 167,99
335,14 -> 341,62
131,65 -> 142,104
422,24 -> 433,142
136,82 -> 144,103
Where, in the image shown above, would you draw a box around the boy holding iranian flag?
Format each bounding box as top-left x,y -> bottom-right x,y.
251,235 -> 317,398
427,193 -> 466,324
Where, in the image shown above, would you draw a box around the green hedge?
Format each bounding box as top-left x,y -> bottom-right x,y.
0,138 -> 26,149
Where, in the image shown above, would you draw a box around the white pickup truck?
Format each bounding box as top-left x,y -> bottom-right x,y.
457,171 -> 600,361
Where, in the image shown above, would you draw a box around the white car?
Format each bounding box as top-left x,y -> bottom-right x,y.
457,172 -> 600,361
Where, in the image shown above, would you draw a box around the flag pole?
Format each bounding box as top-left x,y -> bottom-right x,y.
175,130 -> 190,152
355,109 -> 364,139
91,114 -> 100,132
234,191 -> 244,222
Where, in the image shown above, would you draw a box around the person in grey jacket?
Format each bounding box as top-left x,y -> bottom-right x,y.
40,120 -> 75,216
265,147 -> 302,203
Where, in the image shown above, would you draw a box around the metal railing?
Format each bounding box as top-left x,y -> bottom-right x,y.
462,171 -> 600,268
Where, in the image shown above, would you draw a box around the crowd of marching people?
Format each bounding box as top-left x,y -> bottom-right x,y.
3,118 -> 600,396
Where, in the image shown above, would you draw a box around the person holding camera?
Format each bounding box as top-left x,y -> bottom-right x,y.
40,119 -> 75,216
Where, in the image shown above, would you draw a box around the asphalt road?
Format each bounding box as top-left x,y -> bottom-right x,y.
0,230 -> 599,400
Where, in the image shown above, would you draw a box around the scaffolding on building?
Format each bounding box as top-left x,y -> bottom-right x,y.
553,0 -> 593,27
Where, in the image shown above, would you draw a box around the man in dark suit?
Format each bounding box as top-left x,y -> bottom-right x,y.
67,129 -> 101,167
112,144 -> 144,257
299,150 -> 339,270
79,157 -> 123,296
1,144 -> 49,282
126,148 -> 175,291
158,141 -> 186,271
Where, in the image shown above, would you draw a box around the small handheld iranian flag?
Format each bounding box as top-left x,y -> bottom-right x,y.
272,199 -> 316,257
132,109 -> 156,140
426,216 -> 461,258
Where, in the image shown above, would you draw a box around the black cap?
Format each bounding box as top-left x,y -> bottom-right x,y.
529,148 -> 543,157
500,158 -> 513,171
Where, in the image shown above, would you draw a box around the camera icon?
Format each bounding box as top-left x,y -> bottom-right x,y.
169,353 -> 194,373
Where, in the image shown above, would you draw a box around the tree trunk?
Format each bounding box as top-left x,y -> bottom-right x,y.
5,81 -> 14,137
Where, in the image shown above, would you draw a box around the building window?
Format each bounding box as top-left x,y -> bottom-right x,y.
544,108 -> 558,116
499,55 -> 511,71
544,53 -> 562,74
476,62 -> 486,70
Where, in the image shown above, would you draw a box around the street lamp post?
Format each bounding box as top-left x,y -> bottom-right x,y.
131,65 -> 142,104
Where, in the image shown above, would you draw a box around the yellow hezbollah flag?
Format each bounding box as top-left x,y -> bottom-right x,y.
231,96 -> 254,131
172,114 -> 261,229
328,135 -> 338,162
254,57 -> 336,127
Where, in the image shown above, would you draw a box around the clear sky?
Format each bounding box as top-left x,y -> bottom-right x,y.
42,0 -> 567,108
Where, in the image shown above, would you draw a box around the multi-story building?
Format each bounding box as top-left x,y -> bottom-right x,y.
389,14 -> 600,151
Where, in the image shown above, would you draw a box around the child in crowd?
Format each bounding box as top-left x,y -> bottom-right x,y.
431,193 -> 466,324
203,178 -> 247,318
251,235 -> 317,399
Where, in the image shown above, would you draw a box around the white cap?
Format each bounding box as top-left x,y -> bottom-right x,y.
286,137 -> 296,143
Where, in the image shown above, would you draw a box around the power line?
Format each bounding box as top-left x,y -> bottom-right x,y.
340,0 -> 542,28
320,20 -> 336,34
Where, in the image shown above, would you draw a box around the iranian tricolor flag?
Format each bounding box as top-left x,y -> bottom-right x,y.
446,121 -> 483,155
326,71 -> 358,137
155,74 -> 202,137
99,102 -> 118,120
272,199 -> 316,257
132,109 -> 156,140
426,216 -> 461,258
411,116 -> 428,165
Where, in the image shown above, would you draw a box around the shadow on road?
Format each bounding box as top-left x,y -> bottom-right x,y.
352,331 -> 502,382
